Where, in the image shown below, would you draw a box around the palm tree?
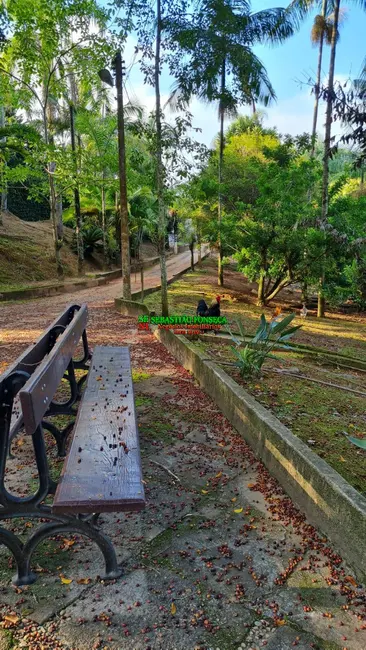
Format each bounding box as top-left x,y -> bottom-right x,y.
292,0 -> 345,156
155,0 -> 169,315
310,0 -> 330,155
290,0 -> 364,316
169,0 -> 299,286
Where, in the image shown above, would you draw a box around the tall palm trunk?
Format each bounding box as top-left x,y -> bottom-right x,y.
43,107 -> 63,277
155,0 -> 169,316
318,0 -> 340,318
189,237 -> 195,271
197,228 -> 202,266
69,73 -> 83,274
218,57 -> 226,287
0,105 -> 7,224
46,101 -> 64,247
101,180 -> 108,267
69,102 -> 83,275
311,0 -> 328,156
115,51 -> 131,299
100,101 -> 108,267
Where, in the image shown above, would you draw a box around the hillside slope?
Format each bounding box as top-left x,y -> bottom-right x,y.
0,212 -> 98,288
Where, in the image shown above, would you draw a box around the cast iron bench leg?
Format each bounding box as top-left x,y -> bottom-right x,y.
8,518 -> 122,586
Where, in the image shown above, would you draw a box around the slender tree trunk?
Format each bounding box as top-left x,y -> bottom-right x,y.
69,75 -> 83,275
311,0 -> 328,157
115,51 -> 131,299
190,241 -> 194,271
49,167 -> 63,277
155,0 -> 169,316
218,57 -> 226,287
101,181 -> 108,267
46,96 -> 63,247
257,273 -> 265,307
43,109 -> 63,277
318,0 -> 340,318
197,229 -> 202,266
0,105 -> 7,223
265,277 -> 291,304
174,219 -> 178,254
69,103 -> 83,275
317,270 -> 326,317
301,280 -> 308,305
56,194 -> 63,240
140,262 -> 144,301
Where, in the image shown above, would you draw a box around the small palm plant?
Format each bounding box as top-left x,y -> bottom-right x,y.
229,313 -> 301,378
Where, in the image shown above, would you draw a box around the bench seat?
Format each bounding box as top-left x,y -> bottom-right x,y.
53,346 -> 145,514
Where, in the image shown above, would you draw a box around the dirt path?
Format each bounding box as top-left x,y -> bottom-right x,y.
0,262 -> 365,650
0,247 -> 207,371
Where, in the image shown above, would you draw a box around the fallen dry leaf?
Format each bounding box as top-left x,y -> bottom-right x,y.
77,578 -> 92,585
344,575 -> 357,587
60,575 -> 73,585
4,614 -> 19,625
171,603 -> 177,615
201,489 -> 209,495
63,539 -> 75,547
234,508 -> 243,514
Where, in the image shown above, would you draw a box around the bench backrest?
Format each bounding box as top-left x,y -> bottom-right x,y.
19,304 -> 88,435
0,304 -> 82,386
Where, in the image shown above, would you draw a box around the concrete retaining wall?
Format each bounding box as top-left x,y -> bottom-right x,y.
90,256 -> 162,281
154,326 -> 366,580
0,277 -> 108,302
114,298 -> 151,317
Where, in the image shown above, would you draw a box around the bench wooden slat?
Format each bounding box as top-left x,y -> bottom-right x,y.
19,305 -> 88,435
52,346 -> 145,514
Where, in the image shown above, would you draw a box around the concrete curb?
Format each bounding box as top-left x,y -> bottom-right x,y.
154,326 -> 366,580
115,298 -> 151,317
0,277 -> 108,302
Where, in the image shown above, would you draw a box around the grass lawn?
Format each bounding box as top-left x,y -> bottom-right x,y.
197,338 -> 366,495
144,257 -> 366,495
144,257 -> 366,360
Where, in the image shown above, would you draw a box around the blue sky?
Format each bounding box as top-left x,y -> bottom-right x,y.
117,1 -> 366,146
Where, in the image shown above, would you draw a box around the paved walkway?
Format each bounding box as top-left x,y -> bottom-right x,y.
130,247 -> 209,295
0,274 -> 365,650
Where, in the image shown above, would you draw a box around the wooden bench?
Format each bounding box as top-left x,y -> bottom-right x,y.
0,305 -> 145,585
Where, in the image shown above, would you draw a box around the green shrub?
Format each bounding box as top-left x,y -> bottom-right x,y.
229,313 -> 301,377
